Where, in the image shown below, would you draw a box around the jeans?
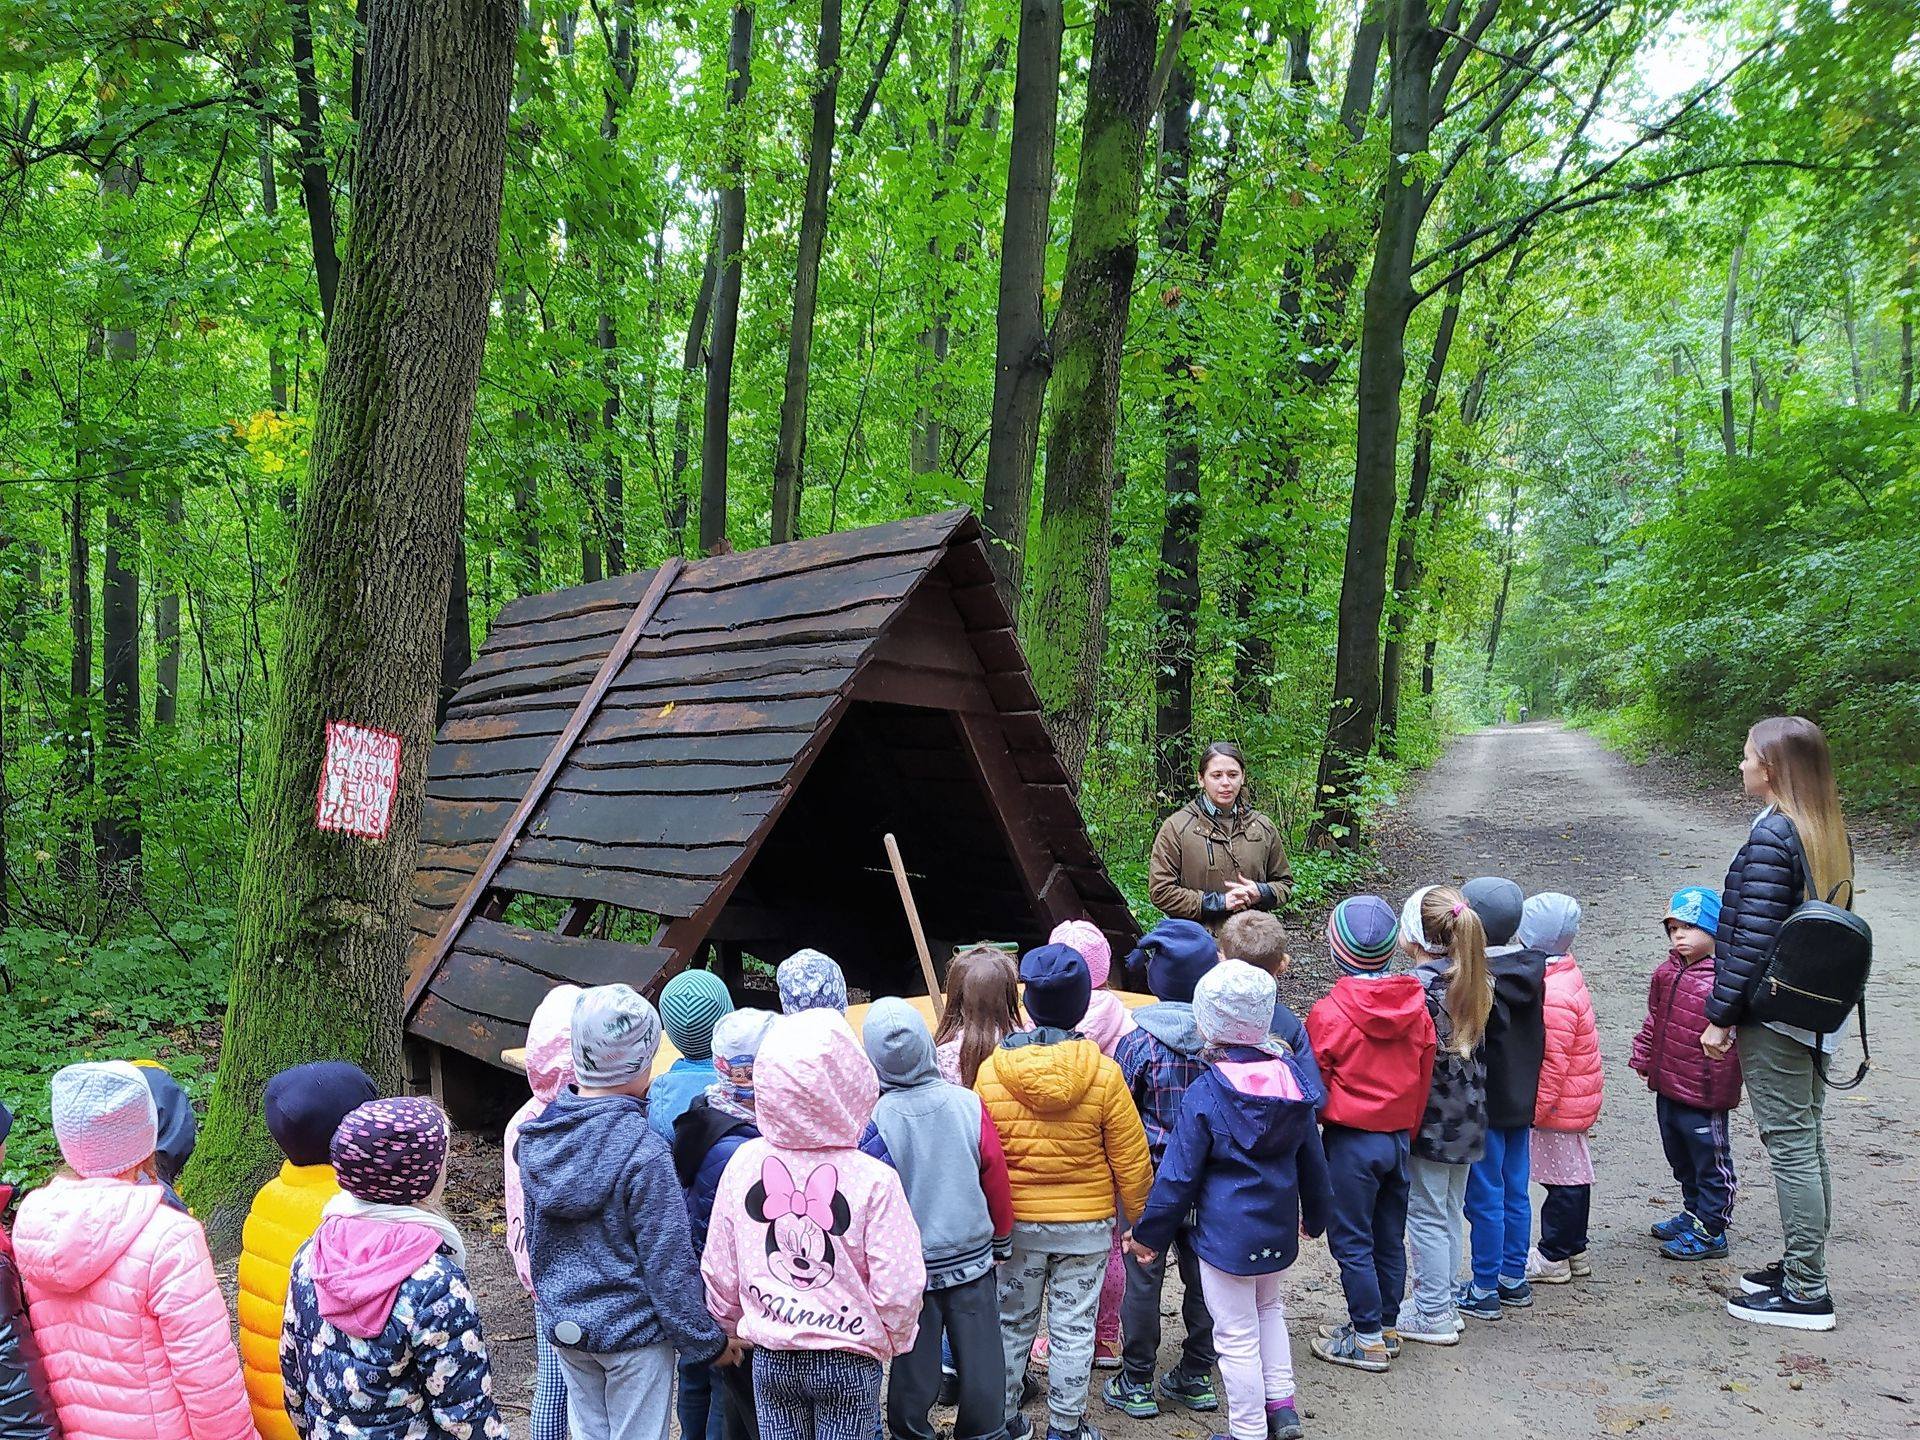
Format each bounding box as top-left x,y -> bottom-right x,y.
1656,1095 -> 1738,1236
677,1353 -> 726,1440
552,1340 -> 675,1440
1465,1125 -> 1532,1290
1321,1125 -> 1410,1334
999,1237 -> 1106,1431
1119,1227 -> 1215,1383
1196,1261 -> 1293,1440
1403,1156 -> 1469,1322
754,1349 -> 884,1440
1537,1185 -> 1591,1261
889,1274 -> 1002,1440
1739,1023 -> 1832,1297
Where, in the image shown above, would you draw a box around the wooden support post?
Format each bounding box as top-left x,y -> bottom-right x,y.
884,832 -> 944,1020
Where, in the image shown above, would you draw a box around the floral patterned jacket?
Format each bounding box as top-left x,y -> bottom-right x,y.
281,1240 -> 506,1440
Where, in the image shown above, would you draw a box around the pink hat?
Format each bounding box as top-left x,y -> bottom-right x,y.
1049,919 -> 1112,988
50,1061 -> 160,1179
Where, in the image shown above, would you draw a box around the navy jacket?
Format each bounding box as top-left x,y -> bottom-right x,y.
1269,1000 -> 1325,1100
1708,809 -> 1804,1027
517,1089 -> 728,1361
672,1095 -> 758,1258
1483,948 -> 1548,1130
1132,1046 -> 1331,1276
0,1197 -> 59,1440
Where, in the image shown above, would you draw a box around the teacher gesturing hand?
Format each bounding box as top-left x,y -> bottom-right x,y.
1148,742 -> 1293,927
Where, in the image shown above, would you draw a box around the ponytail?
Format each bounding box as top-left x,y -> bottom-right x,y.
1423,886 -> 1492,1054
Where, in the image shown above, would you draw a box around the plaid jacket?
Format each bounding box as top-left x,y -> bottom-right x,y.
1114,1009 -> 1210,1163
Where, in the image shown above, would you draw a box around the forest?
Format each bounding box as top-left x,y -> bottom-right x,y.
0,0 -> 1913,1192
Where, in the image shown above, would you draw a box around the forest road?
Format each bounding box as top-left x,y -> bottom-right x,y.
1234,721 -> 1918,1440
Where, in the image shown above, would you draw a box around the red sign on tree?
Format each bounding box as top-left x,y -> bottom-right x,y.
316,721 -> 404,839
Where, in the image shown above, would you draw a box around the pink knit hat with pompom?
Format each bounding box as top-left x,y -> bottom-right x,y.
1049,919 -> 1112,988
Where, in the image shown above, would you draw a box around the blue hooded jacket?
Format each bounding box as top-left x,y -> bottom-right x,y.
1132,1045 -> 1331,1276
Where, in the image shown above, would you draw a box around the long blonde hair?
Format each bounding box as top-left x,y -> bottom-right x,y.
933,945 -> 1021,1087
1750,716 -> 1853,903
1423,887 -> 1492,1054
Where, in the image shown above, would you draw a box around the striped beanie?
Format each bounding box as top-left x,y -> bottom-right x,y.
1327,895 -> 1399,975
660,969 -> 734,1060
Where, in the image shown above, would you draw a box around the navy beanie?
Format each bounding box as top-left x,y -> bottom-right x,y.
0,1099 -> 11,1145
264,1061 -> 379,1167
1020,944 -> 1093,1031
1129,918 -> 1219,1003
136,1064 -> 199,1187
1462,876 -> 1526,947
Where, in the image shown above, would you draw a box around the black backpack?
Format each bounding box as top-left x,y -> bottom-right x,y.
1743,832 -> 1871,1089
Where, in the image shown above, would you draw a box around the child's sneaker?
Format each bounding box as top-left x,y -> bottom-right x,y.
1525,1247 -> 1572,1284
1660,1224 -> 1729,1261
1046,1425 -> 1106,1440
1316,1321 -> 1400,1358
1497,1278 -> 1534,1308
1569,1250 -> 1592,1277
938,1367 -> 958,1407
1310,1324 -> 1391,1372
1740,1259 -> 1784,1295
1158,1370 -> 1219,1413
1092,1338 -> 1123,1370
1268,1405 -> 1305,1440
1007,1418 -> 1034,1440
1031,1335 -> 1051,1367
1650,1212 -> 1695,1241
1396,1311 -> 1461,1346
1101,1375 -> 1158,1420
1455,1285 -> 1503,1322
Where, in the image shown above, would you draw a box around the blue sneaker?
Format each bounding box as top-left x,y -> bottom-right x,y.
1660,1224 -> 1730,1261
1456,1284 -> 1503,1322
1268,1406 -> 1304,1440
1101,1375 -> 1158,1420
1158,1370 -> 1220,1413
1650,1212 -> 1695,1241
1497,1279 -> 1534,1308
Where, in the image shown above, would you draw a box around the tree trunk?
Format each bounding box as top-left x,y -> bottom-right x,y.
981,0 -> 1064,604
770,0 -> 843,544
260,115 -> 293,513
1023,0 -> 1161,783
913,0 -> 969,479
289,0 -> 342,328
600,7 -> 635,575
1901,247 -> 1916,415
700,2 -> 755,556
155,482 -> 182,728
61,456 -> 93,888
1485,474 -> 1519,674
669,225 -> 720,549
189,0 -> 516,1233
1840,254 -> 1867,408
1152,57 -> 1200,798
1719,234 -> 1742,462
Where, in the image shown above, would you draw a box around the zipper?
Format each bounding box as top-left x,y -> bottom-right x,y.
1767,974 -> 1842,1005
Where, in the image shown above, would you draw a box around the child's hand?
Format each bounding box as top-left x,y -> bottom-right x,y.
1124,1235 -> 1157,1265
714,1339 -> 748,1369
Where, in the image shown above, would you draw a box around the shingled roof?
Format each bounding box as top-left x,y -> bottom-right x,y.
405,508 -> 1138,1066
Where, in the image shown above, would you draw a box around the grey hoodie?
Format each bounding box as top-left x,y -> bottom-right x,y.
858,998 -> 1008,1289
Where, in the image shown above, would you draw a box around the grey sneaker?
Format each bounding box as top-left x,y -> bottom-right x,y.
1310,1324 -> 1390,1372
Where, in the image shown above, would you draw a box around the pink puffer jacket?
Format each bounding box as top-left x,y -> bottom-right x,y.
1534,956 -> 1603,1132
504,983 -> 581,1293
12,1177 -> 255,1440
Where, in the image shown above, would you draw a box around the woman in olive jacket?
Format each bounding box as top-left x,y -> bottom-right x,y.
1149,743 -> 1293,931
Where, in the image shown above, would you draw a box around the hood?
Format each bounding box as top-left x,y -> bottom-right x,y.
517,1089 -> 658,1220
862,997 -> 941,1092
1517,893 -> 1581,958
1131,1001 -> 1205,1056
136,1064 -> 197,1186
755,1008 -> 878,1150
1329,973 -> 1430,1039
1080,990 -> 1134,1056
1207,1050 -> 1317,1157
13,1177 -> 164,1292
1491,948 -> 1547,1008
310,1214 -> 445,1338
525,984 -> 583,1105
671,1096 -> 756,1188
994,1031 -> 1103,1114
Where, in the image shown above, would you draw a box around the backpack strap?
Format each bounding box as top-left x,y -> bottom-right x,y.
1813,999 -> 1870,1091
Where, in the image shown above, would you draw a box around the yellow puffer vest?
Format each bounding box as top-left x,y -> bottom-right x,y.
975,1034 -> 1154,1225
238,1162 -> 341,1440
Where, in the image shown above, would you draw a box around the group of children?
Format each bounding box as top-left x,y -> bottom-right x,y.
0,872 -> 1749,1440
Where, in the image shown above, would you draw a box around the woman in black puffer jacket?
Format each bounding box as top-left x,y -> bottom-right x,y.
1,1103 -> 62,1440
1701,717 -> 1853,1333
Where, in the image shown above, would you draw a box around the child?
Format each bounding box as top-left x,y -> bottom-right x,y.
1106,919 -> 1221,1421
0,1098 -> 59,1440
1306,896 -> 1436,1372
1217,910 -> 1324,1097
13,1061 -> 254,1440
860,999 -> 1014,1440
519,985 -> 738,1440
1519,894 -> 1602,1284
503,987 -> 580,1440
676,1008 -> 778,1440
702,1007 -> 925,1440
134,1061 -> 197,1213
1397,887 -> 1491,1345
1629,886 -> 1741,1262
933,946 -> 1023,1087
238,1060 -> 378,1440
281,1096 -> 507,1440
1459,876 -> 1548,1320
981,946 -> 1152,1440
651,968 -> 737,1137
777,948 -> 849,1015
1130,962 -> 1330,1440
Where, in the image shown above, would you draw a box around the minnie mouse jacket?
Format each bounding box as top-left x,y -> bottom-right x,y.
701,1009 -> 926,1364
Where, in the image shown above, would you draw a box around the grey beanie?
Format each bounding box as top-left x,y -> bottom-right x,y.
1192,960 -> 1278,1050
1462,876 -> 1526,946
1518,892 -> 1582,957
570,984 -> 663,1087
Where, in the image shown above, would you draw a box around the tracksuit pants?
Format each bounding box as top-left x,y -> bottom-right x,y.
1655,1095 -> 1738,1237
1321,1123 -> 1410,1334
1466,1125 -> 1532,1291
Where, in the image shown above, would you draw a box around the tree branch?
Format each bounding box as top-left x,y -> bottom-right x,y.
847,0 -> 911,139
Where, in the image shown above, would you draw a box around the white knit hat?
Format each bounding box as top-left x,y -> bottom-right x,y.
1192,960 -> 1278,1050
51,1061 -> 160,1179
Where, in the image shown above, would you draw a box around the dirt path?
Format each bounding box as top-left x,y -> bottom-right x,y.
461,722 -> 1919,1439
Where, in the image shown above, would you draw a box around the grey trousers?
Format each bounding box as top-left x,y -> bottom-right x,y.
999,1238 -> 1107,1432
553,1339 -> 676,1440
1404,1156 -> 1470,1323
1740,1023 -> 1834,1298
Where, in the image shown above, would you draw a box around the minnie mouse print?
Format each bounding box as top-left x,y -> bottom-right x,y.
747,1155 -> 852,1292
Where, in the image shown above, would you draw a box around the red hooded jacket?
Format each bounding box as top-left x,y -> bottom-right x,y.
1307,975 -> 1438,1132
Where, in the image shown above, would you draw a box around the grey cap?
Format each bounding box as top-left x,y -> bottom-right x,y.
1462,876 -> 1526,946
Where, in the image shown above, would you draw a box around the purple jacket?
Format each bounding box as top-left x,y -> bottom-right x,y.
1630,951 -> 1742,1112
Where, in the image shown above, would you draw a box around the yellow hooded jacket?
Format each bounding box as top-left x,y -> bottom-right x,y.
975,1032 -> 1153,1225
237,1162 -> 341,1440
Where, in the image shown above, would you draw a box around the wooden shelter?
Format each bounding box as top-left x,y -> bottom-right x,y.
404,509 -> 1136,1098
